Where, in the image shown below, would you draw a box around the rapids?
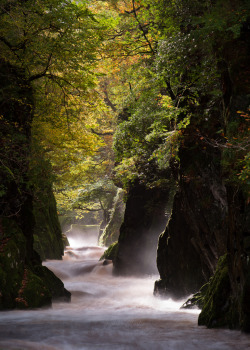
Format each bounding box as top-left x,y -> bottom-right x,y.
0,237 -> 249,350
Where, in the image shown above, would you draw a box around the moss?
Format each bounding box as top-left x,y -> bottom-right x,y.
198,255 -> 232,328
16,269 -> 51,309
99,189 -> 125,247
33,188 -> 64,260
62,233 -> 69,248
181,282 -> 209,309
0,217 -> 70,309
34,265 -> 71,302
100,242 -> 119,261
0,219 -> 26,309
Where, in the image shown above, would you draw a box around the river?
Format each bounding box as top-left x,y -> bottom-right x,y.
0,236 -> 249,350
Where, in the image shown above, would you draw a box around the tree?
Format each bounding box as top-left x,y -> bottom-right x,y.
108,0 -> 250,191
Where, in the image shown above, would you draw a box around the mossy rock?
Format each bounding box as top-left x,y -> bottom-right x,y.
0,217 -> 70,309
100,242 -> 119,261
33,188 -> 64,260
181,282 -> 209,309
62,233 -> 69,248
99,189 -> 125,247
0,219 -> 27,309
16,269 -> 51,309
34,265 -> 71,302
198,255 -> 232,328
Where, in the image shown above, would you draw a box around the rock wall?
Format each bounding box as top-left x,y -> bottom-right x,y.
0,61 -> 70,309
113,182 -> 173,276
99,188 -> 125,247
33,186 -> 64,261
155,140 -> 228,298
155,19 -> 250,331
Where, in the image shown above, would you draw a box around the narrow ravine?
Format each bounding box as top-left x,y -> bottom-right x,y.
0,238 -> 249,350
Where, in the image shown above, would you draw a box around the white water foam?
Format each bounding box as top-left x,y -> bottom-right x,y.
0,244 -> 249,350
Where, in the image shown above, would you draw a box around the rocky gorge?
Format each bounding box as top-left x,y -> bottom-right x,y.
0,0 -> 249,342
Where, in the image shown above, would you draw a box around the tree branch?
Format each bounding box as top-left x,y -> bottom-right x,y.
131,0 -> 155,55
166,80 -> 176,102
28,53 -> 52,81
101,80 -> 117,112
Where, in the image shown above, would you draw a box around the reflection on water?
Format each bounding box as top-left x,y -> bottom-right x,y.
0,242 -> 249,350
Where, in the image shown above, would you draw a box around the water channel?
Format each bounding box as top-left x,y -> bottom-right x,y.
0,234 -> 249,350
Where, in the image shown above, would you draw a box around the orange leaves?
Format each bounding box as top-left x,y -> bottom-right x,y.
15,297 -> 28,307
236,109 -> 250,121
15,268 -> 29,308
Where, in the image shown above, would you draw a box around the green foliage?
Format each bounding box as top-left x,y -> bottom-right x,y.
1,0 -> 249,223
0,0 -> 119,220
112,35 -> 193,188
0,0 -> 102,81
238,152 -> 250,186
59,178 -> 117,220
110,0 -> 250,194
220,109 -> 250,191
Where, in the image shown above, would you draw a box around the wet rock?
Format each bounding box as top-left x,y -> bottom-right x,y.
198,255 -> 231,328
154,143 -> 229,297
34,265 -> 71,303
0,61 -> 70,310
181,284 -> 209,310
33,187 -> 64,261
99,189 -> 125,246
100,242 -> 118,261
113,183 -> 172,276
102,259 -> 112,266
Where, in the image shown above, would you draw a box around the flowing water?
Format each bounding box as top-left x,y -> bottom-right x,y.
0,235 -> 249,350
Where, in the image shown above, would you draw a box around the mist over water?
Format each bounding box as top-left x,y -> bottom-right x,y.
66,225 -> 100,248
0,232 -> 249,349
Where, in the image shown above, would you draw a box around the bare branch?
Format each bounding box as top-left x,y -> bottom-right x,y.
125,6 -> 141,14
196,132 -> 250,151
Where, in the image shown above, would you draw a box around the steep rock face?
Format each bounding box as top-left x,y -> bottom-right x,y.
198,19 -> 250,331
0,217 -> 70,309
33,186 -> 64,260
155,141 -> 228,298
155,115 -> 250,331
200,187 -> 250,332
155,20 -> 250,331
99,188 -> 125,247
113,182 -> 172,276
0,61 -> 70,309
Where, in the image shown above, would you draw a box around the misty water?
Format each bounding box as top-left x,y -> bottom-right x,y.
0,231 -> 249,350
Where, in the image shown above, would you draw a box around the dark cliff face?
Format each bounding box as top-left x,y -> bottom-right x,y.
33,186 -> 64,261
113,182 -> 172,276
155,137 -> 228,298
200,20 -> 250,332
155,110 -> 250,332
0,61 -> 69,309
155,20 -> 250,331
